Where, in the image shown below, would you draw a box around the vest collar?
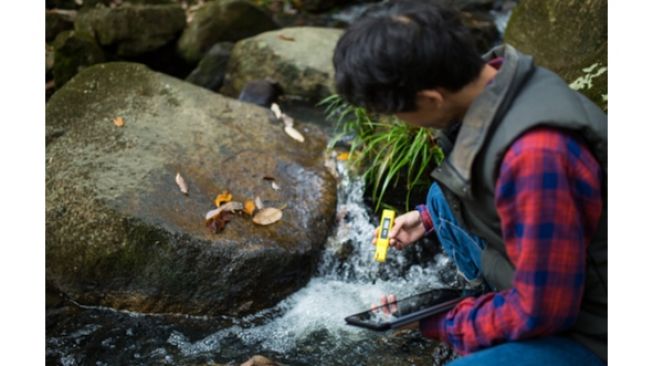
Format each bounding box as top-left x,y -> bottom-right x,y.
431,45 -> 534,199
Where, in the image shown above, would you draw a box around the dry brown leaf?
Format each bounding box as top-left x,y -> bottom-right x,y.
284,125 -> 305,143
278,34 -> 296,42
336,152 -> 350,161
206,211 -> 232,234
205,201 -> 243,221
252,207 -> 283,225
113,116 -> 125,127
175,172 -> 189,195
255,196 -> 264,210
263,176 -> 276,181
214,191 -> 232,207
244,200 -> 256,216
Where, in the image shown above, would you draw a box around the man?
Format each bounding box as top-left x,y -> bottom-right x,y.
333,1 -> 607,365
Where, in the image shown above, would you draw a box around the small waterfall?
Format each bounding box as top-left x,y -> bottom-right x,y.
167,159 -> 458,361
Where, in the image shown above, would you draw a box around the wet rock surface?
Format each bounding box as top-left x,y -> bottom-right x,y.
46,62 -> 337,316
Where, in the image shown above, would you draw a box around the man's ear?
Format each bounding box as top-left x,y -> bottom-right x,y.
416,90 -> 444,108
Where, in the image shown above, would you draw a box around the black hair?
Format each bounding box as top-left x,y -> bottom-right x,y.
333,0 -> 484,114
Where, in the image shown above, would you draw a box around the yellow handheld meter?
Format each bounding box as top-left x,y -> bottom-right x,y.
374,209 -> 396,262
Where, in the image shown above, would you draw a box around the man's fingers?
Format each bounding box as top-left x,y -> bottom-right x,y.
388,218 -> 404,239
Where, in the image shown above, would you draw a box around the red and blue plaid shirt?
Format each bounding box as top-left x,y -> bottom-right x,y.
419,127 -> 604,355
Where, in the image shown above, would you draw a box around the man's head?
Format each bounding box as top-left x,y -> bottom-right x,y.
333,0 -> 484,128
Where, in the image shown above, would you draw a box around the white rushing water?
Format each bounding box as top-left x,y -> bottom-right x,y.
168,159 -> 456,357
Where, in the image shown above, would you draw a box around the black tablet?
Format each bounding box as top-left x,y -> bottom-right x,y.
345,288 -> 478,331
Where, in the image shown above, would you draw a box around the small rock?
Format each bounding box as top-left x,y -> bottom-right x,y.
177,0 -> 279,64
52,30 -> 105,88
74,3 -> 186,57
238,79 -> 282,108
46,9 -> 77,42
185,42 -> 234,91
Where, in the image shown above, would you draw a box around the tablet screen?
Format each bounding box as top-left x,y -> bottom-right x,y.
345,288 -> 470,331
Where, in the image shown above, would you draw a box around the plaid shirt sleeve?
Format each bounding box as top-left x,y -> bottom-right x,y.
419,127 -> 604,355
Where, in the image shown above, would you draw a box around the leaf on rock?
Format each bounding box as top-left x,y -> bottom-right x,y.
281,113 -> 294,128
214,191 -> 233,207
175,172 -> 189,195
113,116 -> 125,127
278,34 -> 296,42
205,201 -> 244,221
284,125 -> 305,143
244,199 -> 256,216
206,211 -> 233,234
271,181 -> 280,191
271,103 -> 283,120
255,196 -> 264,210
252,207 -> 283,225
336,152 -> 350,161
263,176 -> 276,181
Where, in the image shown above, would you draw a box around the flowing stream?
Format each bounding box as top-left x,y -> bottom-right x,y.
47,159 -> 463,366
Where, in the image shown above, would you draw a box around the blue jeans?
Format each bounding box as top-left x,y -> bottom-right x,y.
447,336 -> 605,366
425,183 -> 485,283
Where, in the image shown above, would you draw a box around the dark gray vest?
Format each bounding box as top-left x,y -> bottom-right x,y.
431,45 -> 607,360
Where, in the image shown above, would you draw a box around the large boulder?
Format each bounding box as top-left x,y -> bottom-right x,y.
177,0 -> 279,64
220,27 -> 343,103
504,0 -> 607,110
52,30 -> 105,88
75,3 -> 186,57
46,62 -> 337,316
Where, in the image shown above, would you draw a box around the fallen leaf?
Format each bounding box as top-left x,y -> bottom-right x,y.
255,196 -> 264,209
113,116 -> 125,127
214,191 -> 232,207
271,181 -> 280,191
206,211 -> 232,234
270,103 -> 282,120
281,113 -> 294,128
278,34 -> 295,42
284,125 -> 305,142
244,200 -> 256,216
253,207 -> 283,225
175,172 -> 189,195
205,201 -> 244,221
263,176 -> 276,181
336,152 -> 350,161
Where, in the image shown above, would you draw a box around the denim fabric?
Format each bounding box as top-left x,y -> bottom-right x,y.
425,182 -> 486,282
446,336 -> 606,366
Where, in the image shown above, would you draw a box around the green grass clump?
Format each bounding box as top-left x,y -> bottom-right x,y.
319,94 -> 445,212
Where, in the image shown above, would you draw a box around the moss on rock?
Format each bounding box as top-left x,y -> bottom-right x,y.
504,0 -> 607,110
52,30 -> 105,88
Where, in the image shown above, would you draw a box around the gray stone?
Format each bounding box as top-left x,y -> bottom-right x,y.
52,30 -> 105,88
46,9 -> 77,43
75,3 -> 186,57
46,62 -> 337,316
505,0 -> 607,110
177,0 -> 279,64
221,27 -> 343,103
185,42 -> 234,91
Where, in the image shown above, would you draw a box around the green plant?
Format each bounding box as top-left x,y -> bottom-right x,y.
319,95 -> 445,211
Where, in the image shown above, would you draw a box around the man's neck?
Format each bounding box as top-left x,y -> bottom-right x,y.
451,64 -> 498,120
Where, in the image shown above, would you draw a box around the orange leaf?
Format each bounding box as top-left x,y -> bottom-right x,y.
214,191 -> 232,207
244,200 -> 256,216
336,152 -> 350,161
113,116 -> 125,127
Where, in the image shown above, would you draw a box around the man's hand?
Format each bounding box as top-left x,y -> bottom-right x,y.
372,210 -> 426,250
371,294 -> 419,330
